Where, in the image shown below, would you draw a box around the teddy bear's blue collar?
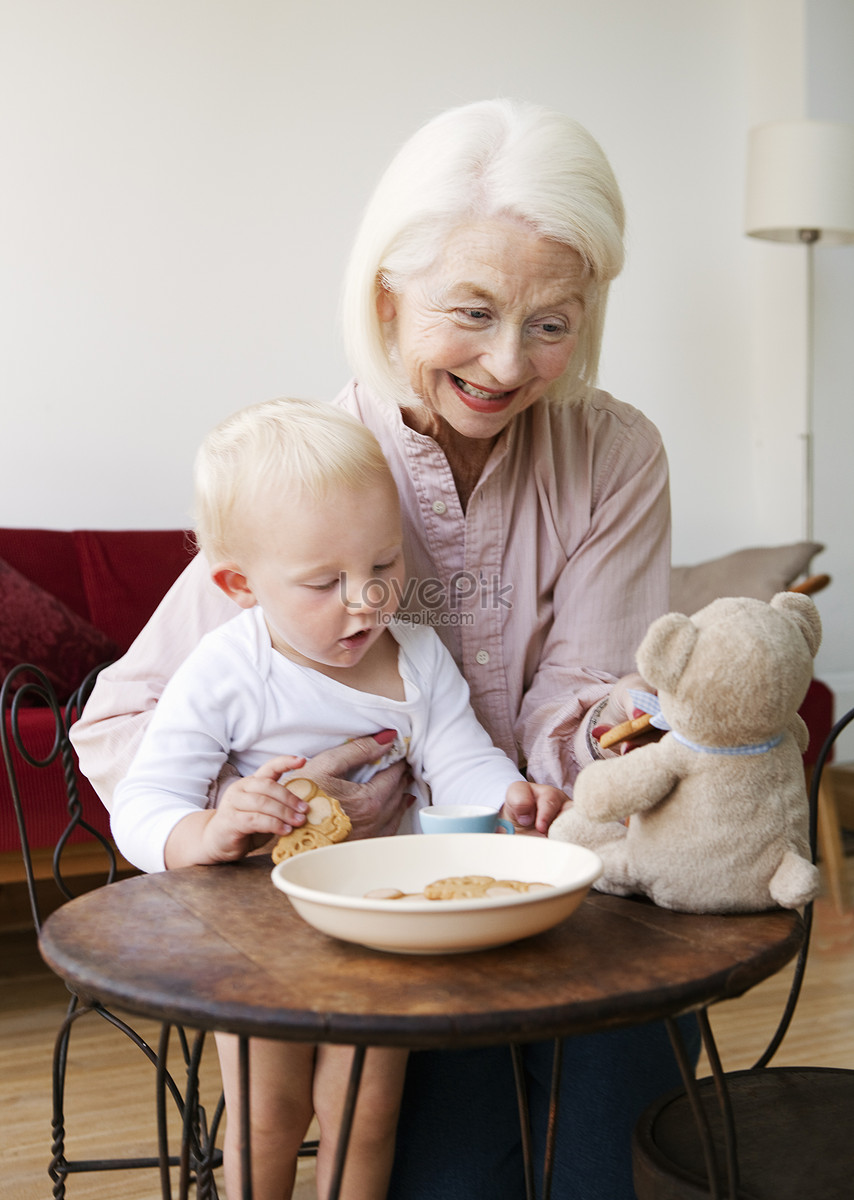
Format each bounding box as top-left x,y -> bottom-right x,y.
629,690 -> 785,756
670,730 -> 785,756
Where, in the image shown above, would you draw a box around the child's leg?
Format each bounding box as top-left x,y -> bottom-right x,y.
215,1032 -> 315,1200
313,1045 -> 408,1200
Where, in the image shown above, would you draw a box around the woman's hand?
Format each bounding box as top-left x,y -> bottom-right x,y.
592,673 -> 660,752
290,730 -> 413,840
501,780 -> 570,836
164,730 -> 412,869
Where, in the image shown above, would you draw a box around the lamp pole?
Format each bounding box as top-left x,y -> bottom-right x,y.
800,227 -> 819,542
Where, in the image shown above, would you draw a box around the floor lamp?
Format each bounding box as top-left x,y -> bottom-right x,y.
745,119 -> 854,540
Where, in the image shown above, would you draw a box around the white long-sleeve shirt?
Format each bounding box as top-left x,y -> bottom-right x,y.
111,609 -> 524,872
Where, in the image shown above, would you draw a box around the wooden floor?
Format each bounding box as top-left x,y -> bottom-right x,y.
1,859 -> 852,1200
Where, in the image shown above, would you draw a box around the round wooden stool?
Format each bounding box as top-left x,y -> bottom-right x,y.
632,1066 -> 854,1198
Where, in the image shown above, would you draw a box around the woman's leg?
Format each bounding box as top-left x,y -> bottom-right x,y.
214,1032 -> 316,1200
386,1018 -> 700,1200
524,1016 -> 702,1200
387,1046 -> 525,1200
313,1045 -> 409,1200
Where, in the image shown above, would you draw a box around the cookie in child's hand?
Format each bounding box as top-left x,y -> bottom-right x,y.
271,778 -> 351,863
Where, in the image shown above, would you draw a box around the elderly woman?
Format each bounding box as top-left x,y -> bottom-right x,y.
73,98 -> 696,1199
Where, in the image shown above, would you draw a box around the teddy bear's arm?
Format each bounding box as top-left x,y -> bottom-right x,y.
573,743 -> 681,823
789,712 -> 809,755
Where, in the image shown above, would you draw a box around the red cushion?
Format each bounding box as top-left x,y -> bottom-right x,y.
0,558 -> 119,702
0,528 -> 90,619
1,706 -> 113,853
74,530 -> 195,652
799,678 -> 835,766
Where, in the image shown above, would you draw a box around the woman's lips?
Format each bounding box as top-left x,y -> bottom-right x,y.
449,373 -> 517,411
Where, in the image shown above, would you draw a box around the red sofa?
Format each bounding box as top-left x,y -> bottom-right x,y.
1,528 -> 195,859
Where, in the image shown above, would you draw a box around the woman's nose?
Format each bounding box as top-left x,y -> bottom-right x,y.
480,324 -> 529,385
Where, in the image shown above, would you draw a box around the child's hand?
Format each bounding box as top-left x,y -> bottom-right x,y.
200,754 -> 310,863
501,781 -> 570,836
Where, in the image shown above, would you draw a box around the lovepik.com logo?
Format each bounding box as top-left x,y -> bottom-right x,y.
339,571 -> 513,613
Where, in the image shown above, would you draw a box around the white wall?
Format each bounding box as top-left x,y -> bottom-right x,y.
2,1 -> 852,743
1,0 -> 753,538
743,0 -> 854,748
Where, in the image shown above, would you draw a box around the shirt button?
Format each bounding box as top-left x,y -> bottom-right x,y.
475,649 -> 490,665
432,500 -> 447,515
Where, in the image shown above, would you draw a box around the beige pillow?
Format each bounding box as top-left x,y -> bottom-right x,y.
669,542 -> 824,616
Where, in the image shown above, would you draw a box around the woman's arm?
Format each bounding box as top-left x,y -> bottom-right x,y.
517,408 -> 671,792
71,552 -> 236,807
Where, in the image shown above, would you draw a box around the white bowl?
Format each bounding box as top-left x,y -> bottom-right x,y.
270,833 -> 602,955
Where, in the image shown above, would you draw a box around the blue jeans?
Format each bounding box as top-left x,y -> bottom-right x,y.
387,1017 -> 701,1200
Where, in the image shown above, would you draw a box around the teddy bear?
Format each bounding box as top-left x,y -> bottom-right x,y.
548,592 -> 822,913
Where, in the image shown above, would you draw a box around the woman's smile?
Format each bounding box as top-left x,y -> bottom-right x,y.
449,373 -> 517,409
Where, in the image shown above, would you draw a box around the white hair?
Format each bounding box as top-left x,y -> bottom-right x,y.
194,397 -> 393,561
341,98 -> 625,406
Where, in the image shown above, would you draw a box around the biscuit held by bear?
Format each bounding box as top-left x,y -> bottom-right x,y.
549,593 -> 822,914
271,778 -> 351,863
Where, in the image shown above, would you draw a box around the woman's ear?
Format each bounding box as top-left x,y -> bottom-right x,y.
376,278 -> 396,323
210,563 -> 257,609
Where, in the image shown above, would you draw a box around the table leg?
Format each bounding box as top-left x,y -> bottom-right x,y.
510,1044 -> 536,1200
157,1024 -> 174,1200
238,1036 -> 253,1200
697,1008 -> 739,1199
542,1038 -> 563,1200
665,1011 -> 733,1200
510,1040 -> 564,1200
327,1044 -> 367,1200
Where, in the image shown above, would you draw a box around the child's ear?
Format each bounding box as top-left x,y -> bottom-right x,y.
210,563 -> 257,609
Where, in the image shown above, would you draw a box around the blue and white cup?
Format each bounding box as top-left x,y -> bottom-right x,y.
418,804 -> 515,835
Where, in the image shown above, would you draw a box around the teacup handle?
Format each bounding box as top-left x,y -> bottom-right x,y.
496,816 -> 515,835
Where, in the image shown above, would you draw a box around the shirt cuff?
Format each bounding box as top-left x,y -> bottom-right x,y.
573,696 -> 610,768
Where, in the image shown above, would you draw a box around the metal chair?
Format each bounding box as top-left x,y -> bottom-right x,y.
2,662 -> 224,1199
631,704 -> 854,1199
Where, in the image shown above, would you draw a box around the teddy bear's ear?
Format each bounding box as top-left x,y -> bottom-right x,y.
636,612 -> 699,693
770,591 -> 822,658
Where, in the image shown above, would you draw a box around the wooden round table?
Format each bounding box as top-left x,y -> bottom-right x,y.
39,856 -> 804,1198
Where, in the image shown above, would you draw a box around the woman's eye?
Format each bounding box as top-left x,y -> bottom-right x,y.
456,308 -> 490,324
533,319 -> 569,339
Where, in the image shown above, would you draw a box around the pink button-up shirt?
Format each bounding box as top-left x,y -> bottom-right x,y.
71,381 -> 669,804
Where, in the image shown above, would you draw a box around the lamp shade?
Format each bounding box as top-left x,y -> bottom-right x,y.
746,120 -> 854,243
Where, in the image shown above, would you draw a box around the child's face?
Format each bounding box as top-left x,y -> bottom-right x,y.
239,476 -> 405,672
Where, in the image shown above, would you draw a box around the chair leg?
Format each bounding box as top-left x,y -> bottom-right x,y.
49,998 -> 77,1199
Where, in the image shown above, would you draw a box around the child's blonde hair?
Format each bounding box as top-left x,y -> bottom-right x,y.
194,397 -> 394,561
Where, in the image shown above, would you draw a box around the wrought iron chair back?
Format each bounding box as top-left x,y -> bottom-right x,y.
631,703 -> 854,1199
2,662 -> 224,1199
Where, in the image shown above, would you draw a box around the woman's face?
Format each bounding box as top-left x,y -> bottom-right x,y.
378,216 -> 588,442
